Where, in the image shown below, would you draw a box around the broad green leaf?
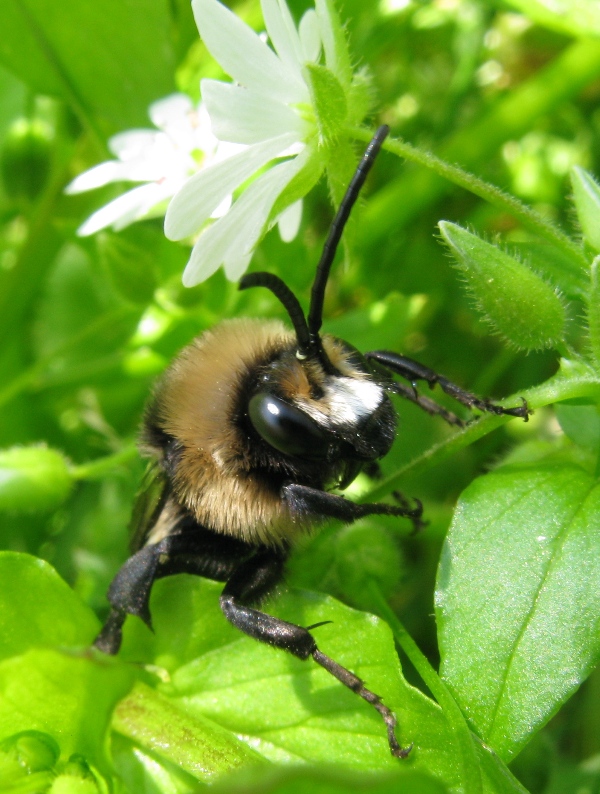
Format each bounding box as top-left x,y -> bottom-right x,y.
0,0 -> 177,135
0,648 -> 133,777
0,552 -> 99,660
438,222 -> 566,351
0,446 -> 72,513
555,401 -> 600,452
571,167 -> 600,253
119,576 -> 525,791
436,463 -> 600,761
503,0 -> 600,38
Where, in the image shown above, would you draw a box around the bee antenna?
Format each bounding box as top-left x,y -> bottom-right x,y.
239,272 -> 312,357
307,125 -> 389,344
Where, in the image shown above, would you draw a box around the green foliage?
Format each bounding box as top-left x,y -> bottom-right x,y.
1,0 -> 600,792
436,463 -> 600,761
0,446 -> 73,513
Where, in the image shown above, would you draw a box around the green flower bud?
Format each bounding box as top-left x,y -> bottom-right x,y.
0,446 -> 73,513
1,117 -> 53,203
439,221 -> 566,351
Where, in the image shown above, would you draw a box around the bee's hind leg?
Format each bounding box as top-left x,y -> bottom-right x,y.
220,547 -> 411,758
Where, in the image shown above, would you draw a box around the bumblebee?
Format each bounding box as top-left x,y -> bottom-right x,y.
95,126 -> 529,757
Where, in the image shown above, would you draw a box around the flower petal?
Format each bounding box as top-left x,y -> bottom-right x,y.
65,161 -> 125,194
202,79 -> 307,144
148,93 -> 193,131
261,0 -> 303,71
183,152 -> 307,286
276,198 -> 302,242
108,130 -> 158,159
315,0 -> 352,87
299,9 -> 322,62
192,0 -> 307,104
164,132 -> 298,240
76,183 -> 166,236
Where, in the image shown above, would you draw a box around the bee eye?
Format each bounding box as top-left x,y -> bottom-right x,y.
248,392 -> 330,459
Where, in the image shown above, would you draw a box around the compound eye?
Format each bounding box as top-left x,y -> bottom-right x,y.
248,392 -> 331,460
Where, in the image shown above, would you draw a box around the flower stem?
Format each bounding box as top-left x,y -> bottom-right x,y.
354,36 -> 600,263
70,444 -> 138,481
350,125 -> 586,270
364,360 -> 600,502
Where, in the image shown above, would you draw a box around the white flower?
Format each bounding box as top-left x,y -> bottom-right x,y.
66,94 -> 236,237
165,0 -> 365,287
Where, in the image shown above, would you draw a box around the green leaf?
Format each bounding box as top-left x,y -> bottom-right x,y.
436,463 -> 600,761
0,0 -> 177,136
315,0 -> 353,89
119,576 -> 523,790
0,648 -> 133,778
0,446 -> 72,513
0,552 -> 99,660
305,63 -> 347,145
502,0 -> 600,38
571,166 -> 600,253
555,400 -> 600,452
438,221 -> 566,351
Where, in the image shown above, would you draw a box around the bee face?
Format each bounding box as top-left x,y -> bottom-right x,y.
245,338 -> 397,469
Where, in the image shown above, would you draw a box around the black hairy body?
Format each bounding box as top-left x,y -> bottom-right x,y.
95,127 -> 529,758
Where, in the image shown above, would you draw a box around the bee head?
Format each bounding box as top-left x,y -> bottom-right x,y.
238,127 -> 392,485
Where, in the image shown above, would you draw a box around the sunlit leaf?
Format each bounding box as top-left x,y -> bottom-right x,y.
0,0 -> 178,134
0,552 -> 99,660
436,463 -> 600,761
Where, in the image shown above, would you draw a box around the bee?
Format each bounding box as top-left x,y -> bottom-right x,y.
94,126 -> 529,757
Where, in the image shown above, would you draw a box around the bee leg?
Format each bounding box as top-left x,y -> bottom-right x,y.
95,528 -> 252,654
94,543 -> 164,654
365,350 -> 531,421
221,548 -> 411,758
283,483 -> 424,532
386,380 -> 465,427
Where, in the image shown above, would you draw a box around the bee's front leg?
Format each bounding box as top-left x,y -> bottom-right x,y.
283,483 -> 423,531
